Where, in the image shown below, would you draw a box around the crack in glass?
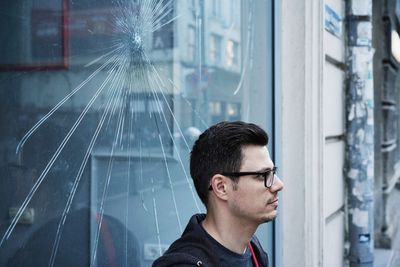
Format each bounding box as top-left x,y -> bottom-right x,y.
0,0 -> 262,266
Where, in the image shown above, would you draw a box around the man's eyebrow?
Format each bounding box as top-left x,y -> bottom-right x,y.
258,167 -> 275,172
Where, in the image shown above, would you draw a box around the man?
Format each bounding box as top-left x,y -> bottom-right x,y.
153,121 -> 284,267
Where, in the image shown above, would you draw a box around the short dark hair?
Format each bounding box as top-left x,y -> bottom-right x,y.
190,121 -> 269,206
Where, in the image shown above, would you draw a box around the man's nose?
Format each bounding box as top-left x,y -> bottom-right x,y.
270,175 -> 284,192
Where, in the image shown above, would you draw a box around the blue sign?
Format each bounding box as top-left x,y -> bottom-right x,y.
325,5 -> 342,38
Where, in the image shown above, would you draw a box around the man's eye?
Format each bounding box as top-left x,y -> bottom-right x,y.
255,173 -> 264,179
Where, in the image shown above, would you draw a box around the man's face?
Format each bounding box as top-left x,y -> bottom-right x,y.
227,145 -> 284,225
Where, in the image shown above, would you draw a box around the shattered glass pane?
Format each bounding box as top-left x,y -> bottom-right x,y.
0,0 -> 274,266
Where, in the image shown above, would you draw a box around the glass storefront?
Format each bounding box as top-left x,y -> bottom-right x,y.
0,0 -> 274,266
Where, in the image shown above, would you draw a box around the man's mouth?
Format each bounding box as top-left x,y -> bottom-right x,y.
268,198 -> 279,205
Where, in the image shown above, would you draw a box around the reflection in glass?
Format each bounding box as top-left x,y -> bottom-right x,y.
0,0 -> 273,266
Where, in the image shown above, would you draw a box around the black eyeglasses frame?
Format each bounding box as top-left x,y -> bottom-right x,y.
208,167 -> 278,190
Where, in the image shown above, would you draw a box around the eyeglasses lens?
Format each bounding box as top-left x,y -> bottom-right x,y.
265,169 -> 275,188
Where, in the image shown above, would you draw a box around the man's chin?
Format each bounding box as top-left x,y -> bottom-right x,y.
260,214 -> 277,224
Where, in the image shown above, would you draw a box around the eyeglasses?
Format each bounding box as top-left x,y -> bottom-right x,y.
209,167 -> 278,190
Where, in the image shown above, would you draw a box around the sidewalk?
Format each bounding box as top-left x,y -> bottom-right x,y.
374,248 -> 400,267
374,188 -> 400,267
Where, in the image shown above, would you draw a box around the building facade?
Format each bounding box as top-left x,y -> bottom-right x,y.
1,0 -> 400,266
280,0 -> 400,266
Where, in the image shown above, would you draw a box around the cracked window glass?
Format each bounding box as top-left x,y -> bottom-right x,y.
0,0 -> 274,266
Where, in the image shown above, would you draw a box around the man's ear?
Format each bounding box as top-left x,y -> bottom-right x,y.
209,174 -> 229,200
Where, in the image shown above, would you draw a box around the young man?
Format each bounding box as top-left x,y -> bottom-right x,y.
153,121 -> 284,267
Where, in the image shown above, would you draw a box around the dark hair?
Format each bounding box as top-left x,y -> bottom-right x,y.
190,121 -> 269,206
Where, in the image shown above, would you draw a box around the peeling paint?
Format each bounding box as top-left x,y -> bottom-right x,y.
351,0 -> 372,16
351,208 -> 369,228
355,102 -> 366,118
348,168 -> 359,179
356,22 -> 372,46
356,129 -> 365,141
346,0 -> 374,264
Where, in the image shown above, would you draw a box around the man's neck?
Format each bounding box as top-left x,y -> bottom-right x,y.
202,211 -> 257,254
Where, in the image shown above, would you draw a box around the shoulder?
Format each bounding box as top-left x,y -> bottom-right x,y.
152,232 -> 219,267
152,251 -> 207,267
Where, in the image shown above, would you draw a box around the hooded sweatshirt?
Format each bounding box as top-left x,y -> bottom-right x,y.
152,213 -> 269,267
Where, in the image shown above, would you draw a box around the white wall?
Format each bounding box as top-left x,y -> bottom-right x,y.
323,0 -> 346,266
279,0 -> 346,266
279,0 -> 324,266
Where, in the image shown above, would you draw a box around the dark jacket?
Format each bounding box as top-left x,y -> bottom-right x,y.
152,213 -> 269,267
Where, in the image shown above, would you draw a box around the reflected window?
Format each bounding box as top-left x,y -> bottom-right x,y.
211,0 -> 221,17
209,34 -> 222,65
226,103 -> 240,119
227,39 -> 239,67
209,101 -> 222,116
189,0 -> 197,19
188,26 -> 196,63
